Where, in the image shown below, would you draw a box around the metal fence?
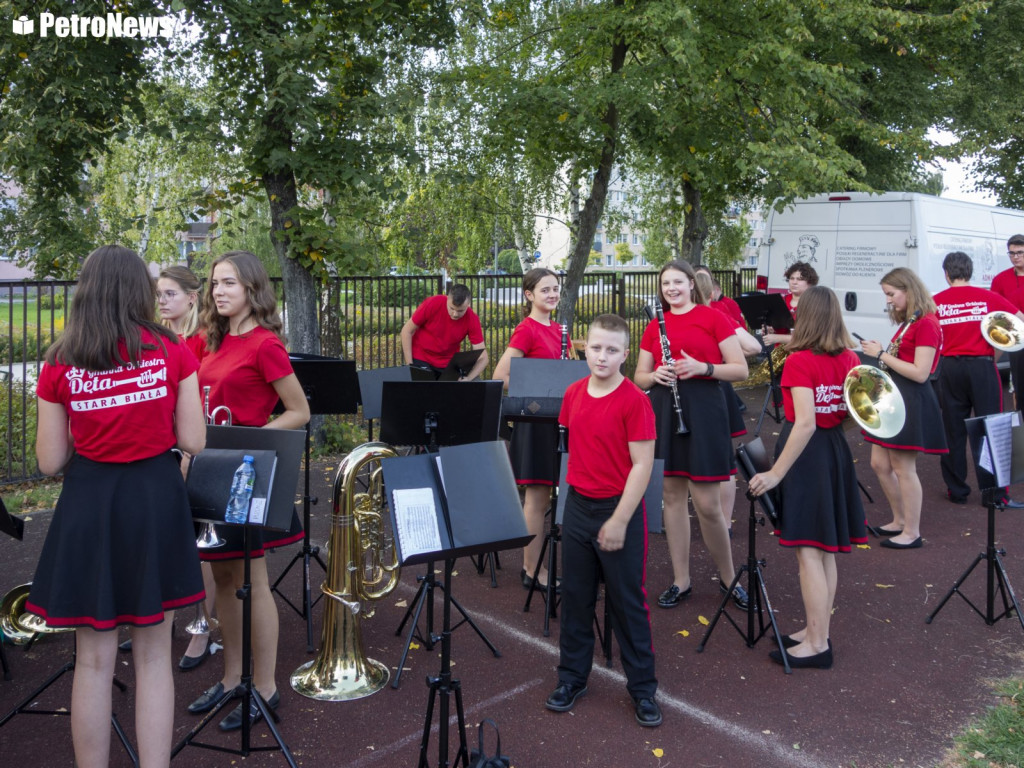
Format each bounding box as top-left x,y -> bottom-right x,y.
1,268 -> 758,485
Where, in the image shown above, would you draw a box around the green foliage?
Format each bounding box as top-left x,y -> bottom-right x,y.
0,381 -> 39,481
313,415 -> 366,458
703,217 -> 753,271
497,249 -> 522,274
950,678 -> 1024,767
590,250 -> 603,267
37,291 -> 64,310
614,242 -> 633,265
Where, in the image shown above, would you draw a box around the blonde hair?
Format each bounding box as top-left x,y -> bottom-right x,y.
880,267 -> 936,324
787,286 -> 854,355
158,265 -> 202,338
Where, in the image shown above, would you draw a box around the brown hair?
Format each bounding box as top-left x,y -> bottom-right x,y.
158,265 -> 203,338
657,260 -> 706,311
46,245 -> 176,370
200,251 -> 284,353
787,286 -> 853,355
693,272 -> 714,306
879,267 -> 936,324
521,267 -> 558,318
785,261 -> 819,285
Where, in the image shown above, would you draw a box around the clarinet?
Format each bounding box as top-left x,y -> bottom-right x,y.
558,322 -> 570,451
654,304 -> 689,435
560,323 -> 570,360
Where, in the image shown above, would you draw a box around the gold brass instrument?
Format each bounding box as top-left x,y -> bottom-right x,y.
654,304 -> 689,435
981,311 -> 1024,353
842,365 -> 906,439
881,310 -> 921,371
196,386 -> 231,549
291,442 -> 400,701
0,583 -> 73,644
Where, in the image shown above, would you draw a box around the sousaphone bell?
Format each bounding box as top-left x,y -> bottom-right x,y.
843,365 -> 906,439
980,311 -> 1024,353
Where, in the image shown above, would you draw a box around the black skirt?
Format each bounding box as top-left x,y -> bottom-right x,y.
198,508 -> 304,562
775,422 -> 867,553
863,369 -> 948,454
27,452 -> 205,630
509,421 -> 560,486
651,379 -> 735,482
723,381 -> 747,438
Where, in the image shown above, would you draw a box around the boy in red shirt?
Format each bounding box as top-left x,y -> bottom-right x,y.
546,314 -> 661,727
400,283 -> 488,380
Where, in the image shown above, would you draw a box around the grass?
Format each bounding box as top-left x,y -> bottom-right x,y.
1,477 -> 62,516
941,677 -> 1024,767
2,298 -> 66,335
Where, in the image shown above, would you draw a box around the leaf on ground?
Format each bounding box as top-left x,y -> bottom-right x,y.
675,630 -> 689,637
409,642 -> 419,650
698,615 -> 709,626
875,584 -> 895,589
856,544 -> 871,550
394,599 -> 408,608
652,748 -> 664,757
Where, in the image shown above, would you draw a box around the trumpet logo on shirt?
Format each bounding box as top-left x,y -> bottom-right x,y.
814,383 -> 847,413
937,301 -> 988,323
66,361 -> 169,411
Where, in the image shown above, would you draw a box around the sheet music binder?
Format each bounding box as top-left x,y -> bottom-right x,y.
187,449 -> 278,526
966,414 -> 1024,491
380,441 -> 531,566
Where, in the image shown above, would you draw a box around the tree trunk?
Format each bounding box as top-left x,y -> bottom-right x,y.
559,13 -> 628,330
681,180 -> 707,266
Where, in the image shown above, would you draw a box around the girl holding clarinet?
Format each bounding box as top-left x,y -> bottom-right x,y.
186,250 -> 310,731
633,260 -> 749,610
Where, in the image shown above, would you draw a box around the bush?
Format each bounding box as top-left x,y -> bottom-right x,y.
366,278 -> 434,309
38,291 -> 65,310
0,381 -> 40,482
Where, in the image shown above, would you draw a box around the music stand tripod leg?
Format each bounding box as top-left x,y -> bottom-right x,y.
392,565 -> 438,689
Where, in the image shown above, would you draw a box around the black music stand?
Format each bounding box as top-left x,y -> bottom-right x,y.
737,293 -> 792,435
357,365 -> 413,442
697,439 -> 791,672
173,426 -> 304,766
380,380 -> 505,687
0,495 -> 22,681
381,441 -> 530,768
271,355 -> 361,652
410,349 -> 485,381
926,415 -> 1024,631
509,358 -> 590,634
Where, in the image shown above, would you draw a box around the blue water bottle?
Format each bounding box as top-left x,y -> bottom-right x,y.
225,455 -> 256,524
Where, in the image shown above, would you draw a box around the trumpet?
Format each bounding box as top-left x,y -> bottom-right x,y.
655,304 -> 689,435
980,311 -> 1024,353
195,386 -> 233,549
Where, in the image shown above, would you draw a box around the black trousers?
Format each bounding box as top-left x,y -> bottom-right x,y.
558,488 -> 656,700
937,356 -> 1002,499
1010,349 -> 1024,419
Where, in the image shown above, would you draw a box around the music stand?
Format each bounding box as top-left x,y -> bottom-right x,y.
356,366 -> 413,442
408,349 -> 485,381
173,426 -> 304,766
271,355 -> 361,651
926,415 -> 1024,631
381,441 -> 530,768
697,439 -> 791,673
736,293 -> 792,435
509,358 -> 590,633
379,380 -> 505,687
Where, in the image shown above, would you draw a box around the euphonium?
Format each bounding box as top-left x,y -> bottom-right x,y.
842,365 -> 906,439
980,311 -> 1024,353
291,442 -> 400,701
0,583 -> 73,644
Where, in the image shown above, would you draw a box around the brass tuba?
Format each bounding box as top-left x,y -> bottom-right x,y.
842,365 -> 906,439
291,442 -> 400,701
0,583 -> 74,644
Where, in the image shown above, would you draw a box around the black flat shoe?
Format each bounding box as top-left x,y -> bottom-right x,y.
521,569 -> 561,594
876,526 -> 902,536
187,682 -> 234,714
657,583 -> 692,609
880,536 -> 922,549
634,697 -> 662,727
779,635 -> 832,650
178,638 -> 211,671
720,581 -> 750,610
769,646 -> 833,669
219,690 -> 280,732
545,682 -> 587,712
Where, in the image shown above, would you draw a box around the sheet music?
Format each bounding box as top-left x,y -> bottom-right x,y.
980,412 -> 1016,487
392,487 -> 442,558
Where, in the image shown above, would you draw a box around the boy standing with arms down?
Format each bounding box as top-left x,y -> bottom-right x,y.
546,314 -> 661,727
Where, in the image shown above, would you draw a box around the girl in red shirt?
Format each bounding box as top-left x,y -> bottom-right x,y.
493,268 -> 567,591
859,268 -> 947,549
748,286 -> 866,670
634,261 -> 749,610
30,245 -> 206,768
187,251 -> 310,732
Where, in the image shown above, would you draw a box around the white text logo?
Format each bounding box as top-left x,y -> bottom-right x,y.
18,12 -> 176,38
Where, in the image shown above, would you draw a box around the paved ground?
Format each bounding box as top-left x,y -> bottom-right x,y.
3,384 -> 1024,768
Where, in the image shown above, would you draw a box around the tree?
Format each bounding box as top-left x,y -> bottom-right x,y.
614,242 -> 634,266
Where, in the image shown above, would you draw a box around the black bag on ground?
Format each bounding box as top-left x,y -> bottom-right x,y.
469,718 -> 510,768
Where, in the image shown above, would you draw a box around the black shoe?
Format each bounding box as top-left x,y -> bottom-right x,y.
521,569 -> 561,594
779,635 -> 832,651
880,536 -> 923,549
720,581 -> 749,610
545,682 -> 587,712
876,526 -> 902,536
769,646 -> 833,669
947,490 -> 968,505
657,583 -> 692,608
178,638 -> 211,671
118,638 -> 132,652
219,690 -> 280,732
187,682 -> 234,714
634,697 -> 662,727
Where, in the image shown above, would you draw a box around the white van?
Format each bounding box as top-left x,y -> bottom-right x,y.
757,191 -> 1024,345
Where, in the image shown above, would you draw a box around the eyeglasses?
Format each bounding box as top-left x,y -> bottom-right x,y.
1009,251 -> 1024,259
156,290 -> 180,301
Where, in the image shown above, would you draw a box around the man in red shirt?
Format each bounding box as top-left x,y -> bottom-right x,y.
989,234 -> 1024,418
400,284 -> 488,380
935,251 -> 1024,506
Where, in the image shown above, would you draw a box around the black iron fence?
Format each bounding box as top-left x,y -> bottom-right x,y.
1,268 -> 758,484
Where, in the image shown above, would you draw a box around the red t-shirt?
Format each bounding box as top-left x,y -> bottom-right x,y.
785,294 -> 797,320
890,312 -> 942,374
781,348 -> 860,428
713,295 -> 744,328
560,376 -> 656,498
990,268 -> 1024,312
410,294 -> 484,368
640,304 -> 736,376
934,285 -> 1018,357
198,327 -> 294,427
37,330 -> 198,463
183,332 -> 207,363
508,316 -> 562,359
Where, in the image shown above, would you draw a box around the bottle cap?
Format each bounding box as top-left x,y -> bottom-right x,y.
243,455 -> 254,463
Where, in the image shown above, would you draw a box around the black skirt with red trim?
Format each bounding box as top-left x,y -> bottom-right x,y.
508,421 -> 561,486
863,369 -> 948,454
651,378 -> 735,482
27,452 -> 205,630
775,422 -> 868,553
